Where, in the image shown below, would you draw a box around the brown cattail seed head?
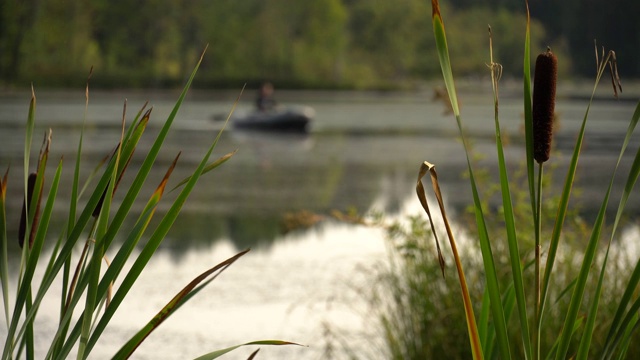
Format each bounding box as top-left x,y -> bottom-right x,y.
532,48 -> 557,163
18,172 -> 38,248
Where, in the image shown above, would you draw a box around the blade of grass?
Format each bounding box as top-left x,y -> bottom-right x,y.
112,249 -> 250,358
81,126 -> 222,358
605,296 -> 640,359
50,200 -> 159,359
478,287 -> 490,350
544,316 -> 584,360
576,101 -> 639,359
488,284 -> 516,359
523,0 -> 536,220
613,313 -> 639,360
431,1 -> 509,358
58,68 -> 92,357
170,150 -> 237,192
23,86 -> 36,239
58,57 -> 225,356
193,341 -> 303,360
1,168 -> 9,326
553,153 -> 611,360
488,26 -> 532,360
77,120 -> 124,360
554,90 -> 632,360
24,146 -> 47,360
66,154 -> 181,358
53,54 -> 207,349
599,101 -> 640,358
247,348 -> 260,360
99,47 -> 206,254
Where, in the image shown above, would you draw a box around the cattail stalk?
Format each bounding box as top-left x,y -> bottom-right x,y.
18,173 -> 41,248
532,48 -> 558,163
532,48 -> 557,360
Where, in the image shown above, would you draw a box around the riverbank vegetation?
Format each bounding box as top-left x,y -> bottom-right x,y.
356,0 -> 640,359
3,0 -> 637,89
300,0 -> 640,359
0,53 -> 297,359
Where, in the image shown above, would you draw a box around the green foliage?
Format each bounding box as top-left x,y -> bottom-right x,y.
1,0 -> 555,89
0,54 -> 297,359
423,0 -> 640,359
347,1 -> 640,360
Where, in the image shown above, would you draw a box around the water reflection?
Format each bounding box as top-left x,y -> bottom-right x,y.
1,89 -> 639,256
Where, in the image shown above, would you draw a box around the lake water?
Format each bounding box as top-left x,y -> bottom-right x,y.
1,84 -> 639,359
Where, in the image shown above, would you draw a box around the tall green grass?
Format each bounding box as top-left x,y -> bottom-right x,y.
0,50 -> 298,359
420,0 -> 640,359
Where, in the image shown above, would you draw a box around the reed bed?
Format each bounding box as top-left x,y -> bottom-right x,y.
407,0 -> 640,359
0,50 -> 297,359
343,1 -> 640,359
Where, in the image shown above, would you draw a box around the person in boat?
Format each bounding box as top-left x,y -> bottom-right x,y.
256,82 -> 277,112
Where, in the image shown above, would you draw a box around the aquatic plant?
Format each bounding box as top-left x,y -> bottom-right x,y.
0,51 -> 298,359
416,0 -> 640,359
408,0 -> 640,359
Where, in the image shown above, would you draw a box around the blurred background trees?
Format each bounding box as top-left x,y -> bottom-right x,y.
0,0 -> 637,88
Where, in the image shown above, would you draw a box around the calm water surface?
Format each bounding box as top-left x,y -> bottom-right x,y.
0,85 -> 639,359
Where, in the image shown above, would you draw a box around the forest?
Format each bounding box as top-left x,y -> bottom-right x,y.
1,0 -> 638,89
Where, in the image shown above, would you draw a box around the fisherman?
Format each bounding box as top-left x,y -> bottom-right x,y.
256,82 -> 277,112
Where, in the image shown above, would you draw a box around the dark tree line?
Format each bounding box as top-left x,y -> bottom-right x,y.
0,0 -> 636,89
450,0 -> 640,78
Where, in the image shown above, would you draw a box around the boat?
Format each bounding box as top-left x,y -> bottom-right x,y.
231,106 -> 314,133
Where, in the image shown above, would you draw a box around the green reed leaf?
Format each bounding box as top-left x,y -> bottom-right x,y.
193,341 -> 303,360
523,0 -> 535,216
78,124 -> 123,360
544,316 -> 583,360
53,49 -> 208,360
555,78 -> 636,360
2,146 -> 115,360
578,101 -> 640,359
113,249 -> 250,358
478,287 -> 490,350
614,314 -> 638,360
540,56 -> 597,326
99,48 -> 205,254
171,150 -> 236,192
52,203 -> 159,359
606,296 -> 640,359
488,25 -> 532,360
23,86 -> 36,220
72,155 -> 181,358
0,169 -> 9,326
600,101 -> 640,358
80,50 -> 228,359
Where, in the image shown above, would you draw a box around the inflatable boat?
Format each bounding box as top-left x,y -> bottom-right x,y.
231,106 -> 314,133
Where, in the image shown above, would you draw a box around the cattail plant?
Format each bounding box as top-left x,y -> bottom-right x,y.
426,0 -> 640,359
18,173 -> 38,248
1,50 -> 298,359
531,47 -> 557,358
532,48 -> 557,164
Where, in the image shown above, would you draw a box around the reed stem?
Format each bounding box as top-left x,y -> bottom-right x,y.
534,161 -> 544,360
